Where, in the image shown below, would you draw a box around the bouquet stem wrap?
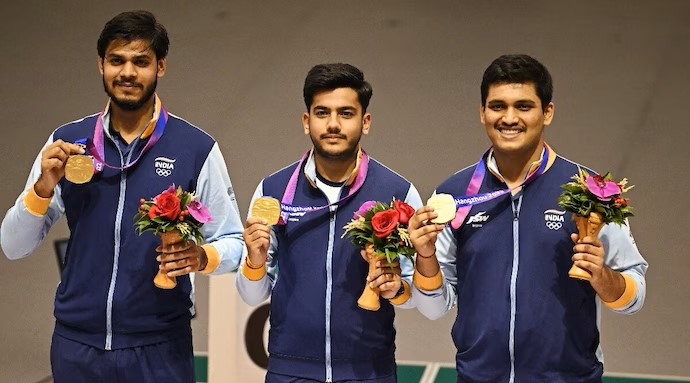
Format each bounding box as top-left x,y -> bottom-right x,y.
357,243 -> 381,311
154,229 -> 192,289
569,212 -> 604,280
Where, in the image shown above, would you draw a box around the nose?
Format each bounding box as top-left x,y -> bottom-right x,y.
501,107 -> 519,125
120,61 -> 137,79
326,113 -> 340,132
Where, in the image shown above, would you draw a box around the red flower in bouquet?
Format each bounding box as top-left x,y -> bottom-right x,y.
343,198 -> 416,311
393,199 -> 415,225
155,190 -> 182,220
372,210 -> 400,238
134,184 -> 212,243
342,198 -> 416,264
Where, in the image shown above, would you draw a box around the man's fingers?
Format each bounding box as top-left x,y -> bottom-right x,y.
243,222 -> 270,241
410,207 -> 438,229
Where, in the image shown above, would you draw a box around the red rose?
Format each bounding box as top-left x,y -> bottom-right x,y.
155,192 -> 181,221
147,205 -> 160,219
371,209 -> 399,238
393,200 -> 415,225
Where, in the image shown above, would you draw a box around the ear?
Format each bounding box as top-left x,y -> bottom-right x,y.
98,56 -> 104,75
543,102 -> 555,126
157,58 -> 167,78
361,113 -> 371,135
302,112 -> 310,135
479,104 -> 486,125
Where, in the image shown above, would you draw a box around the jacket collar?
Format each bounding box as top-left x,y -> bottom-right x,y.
303,147 -> 364,189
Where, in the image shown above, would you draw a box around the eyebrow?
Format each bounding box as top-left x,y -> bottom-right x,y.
487,99 -> 537,105
313,105 -> 357,111
106,51 -> 154,60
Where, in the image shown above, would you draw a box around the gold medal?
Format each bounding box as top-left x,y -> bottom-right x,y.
250,197 -> 281,226
65,155 -> 94,184
426,193 -> 457,224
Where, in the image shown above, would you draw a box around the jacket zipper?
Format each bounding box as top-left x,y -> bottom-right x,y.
104,137 -> 135,350
508,194 -> 523,383
324,205 -> 337,383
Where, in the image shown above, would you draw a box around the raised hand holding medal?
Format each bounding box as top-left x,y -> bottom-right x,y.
33,140 -> 89,198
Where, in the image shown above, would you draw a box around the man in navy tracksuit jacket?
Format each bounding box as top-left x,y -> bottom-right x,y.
238,63 -> 422,383
408,55 -> 648,383
0,11 -> 244,383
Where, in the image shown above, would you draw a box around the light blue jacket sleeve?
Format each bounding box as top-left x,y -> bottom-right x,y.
1,135 -> 65,260
410,191 -> 458,320
411,222 -> 458,320
599,219 -> 648,314
195,142 -> 245,274
235,181 -> 277,305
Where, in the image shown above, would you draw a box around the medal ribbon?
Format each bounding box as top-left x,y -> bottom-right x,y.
277,149 -> 369,225
450,144 -> 549,229
86,103 -> 168,171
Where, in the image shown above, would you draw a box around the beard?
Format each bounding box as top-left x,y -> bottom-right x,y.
309,132 -> 361,161
103,76 -> 157,111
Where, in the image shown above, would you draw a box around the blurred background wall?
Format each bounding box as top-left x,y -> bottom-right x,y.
0,1 -> 688,381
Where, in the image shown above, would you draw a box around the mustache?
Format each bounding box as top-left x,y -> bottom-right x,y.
496,123 -> 523,130
320,133 -> 346,139
113,80 -> 143,88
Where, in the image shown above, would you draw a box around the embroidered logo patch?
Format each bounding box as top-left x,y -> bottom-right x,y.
154,157 -> 176,177
544,209 -> 565,230
466,211 -> 489,227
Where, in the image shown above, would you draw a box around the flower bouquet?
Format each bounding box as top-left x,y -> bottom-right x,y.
342,199 -> 416,310
557,168 -> 633,280
134,184 -> 212,289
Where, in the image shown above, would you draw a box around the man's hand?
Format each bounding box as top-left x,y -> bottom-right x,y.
35,140 -> 85,197
408,206 -> 445,259
363,252 -> 402,299
571,233 -> 625,302
157,243 -> 207,277
243,217 -> 271,266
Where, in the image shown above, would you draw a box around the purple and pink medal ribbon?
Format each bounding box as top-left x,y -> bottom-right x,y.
450,145 -> 549,229
276,150 -> 369,225
85,105 -> 168,172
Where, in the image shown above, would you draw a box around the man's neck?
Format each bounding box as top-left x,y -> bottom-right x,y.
110,99 -> 155,143
493,145 -> 543,188
313,152 -> 358,183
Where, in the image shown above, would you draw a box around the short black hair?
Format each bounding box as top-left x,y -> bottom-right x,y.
303,63 -> 373,112
97,10 -> 169,60
481,54 -> 553,110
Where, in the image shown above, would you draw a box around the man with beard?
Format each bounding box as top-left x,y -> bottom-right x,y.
238,63 -> 422,383
0,11 -> 244,383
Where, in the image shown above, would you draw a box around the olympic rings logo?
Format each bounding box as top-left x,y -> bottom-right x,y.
545,221 -> 562,230
156,168 -> 172,177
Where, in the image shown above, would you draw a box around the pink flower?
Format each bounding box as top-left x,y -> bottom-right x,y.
585,174 -> 621,201
187,199 -> 212,223
354,200 -> 377,219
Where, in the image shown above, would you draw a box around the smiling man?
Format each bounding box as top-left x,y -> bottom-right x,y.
407,54 -> 648,383
238,63 -> 423,383
0,11 -> 244,383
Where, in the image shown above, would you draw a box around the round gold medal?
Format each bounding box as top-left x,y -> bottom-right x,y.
251,197 -> 281,225
65,155 -> 94,184
426,193 -> 457,224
